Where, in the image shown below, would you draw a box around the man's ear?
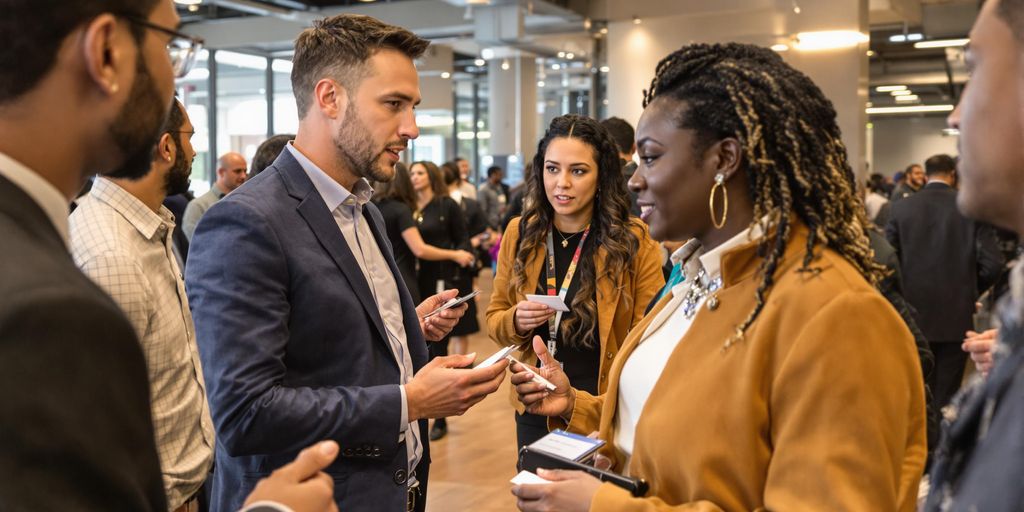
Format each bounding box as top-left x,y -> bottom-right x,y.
157,133 -> 176,164
313,78 -> 348,120
80,14 -> 131,97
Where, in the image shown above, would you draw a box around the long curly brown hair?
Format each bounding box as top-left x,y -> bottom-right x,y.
643,43 -> 886,346
512,114 -> 639,348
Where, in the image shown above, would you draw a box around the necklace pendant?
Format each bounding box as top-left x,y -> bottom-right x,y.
707,295 -> 720,311
561,239 -> 569,248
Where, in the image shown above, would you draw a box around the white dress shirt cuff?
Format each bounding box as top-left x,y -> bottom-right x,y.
240,501 -> 294,512
399,384 -> 409,434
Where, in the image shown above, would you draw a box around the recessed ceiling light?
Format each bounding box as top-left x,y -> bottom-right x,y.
867,104 -> 954,114
914,38 -> 970,49
876,85 -> 907,92
771,44 -> 789,52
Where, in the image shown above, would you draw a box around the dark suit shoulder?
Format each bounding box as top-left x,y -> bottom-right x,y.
0,236 -> 165,510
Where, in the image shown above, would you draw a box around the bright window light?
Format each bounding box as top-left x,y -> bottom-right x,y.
795,31 -> 869,51
771,44 -> 790,52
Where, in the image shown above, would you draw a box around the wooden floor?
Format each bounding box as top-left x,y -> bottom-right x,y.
425,268 -> 521,512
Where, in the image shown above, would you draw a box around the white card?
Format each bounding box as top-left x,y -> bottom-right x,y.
524,294 -> 570,312
528,430 -> 605,461
474,345 -> 518,368
510,470 -> 552,485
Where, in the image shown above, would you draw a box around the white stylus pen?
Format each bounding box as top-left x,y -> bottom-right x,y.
506,355 -> 557,391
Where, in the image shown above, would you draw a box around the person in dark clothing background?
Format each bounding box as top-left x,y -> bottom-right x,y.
600,116 -> 642,217
885,153 -> 1003,420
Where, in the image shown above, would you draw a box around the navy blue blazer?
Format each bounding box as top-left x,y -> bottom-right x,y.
185,149 -> 431,512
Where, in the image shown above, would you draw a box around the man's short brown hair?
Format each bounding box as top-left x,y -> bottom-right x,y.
291,14 -> 429,119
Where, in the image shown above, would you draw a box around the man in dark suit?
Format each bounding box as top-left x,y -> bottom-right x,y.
185,14 -> 508,512
924,1 -> 1024,509
885,153 -> 1003,418
0,1 -> 339,510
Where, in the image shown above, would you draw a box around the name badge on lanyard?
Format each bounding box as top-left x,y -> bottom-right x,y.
544,224 -> 590,362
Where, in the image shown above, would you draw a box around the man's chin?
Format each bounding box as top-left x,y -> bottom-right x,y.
368,161 -> 397,182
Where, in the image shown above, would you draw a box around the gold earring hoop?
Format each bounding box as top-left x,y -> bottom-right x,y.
709,173 -> 728,229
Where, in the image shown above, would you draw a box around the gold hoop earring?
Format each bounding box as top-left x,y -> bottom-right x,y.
709,173 -> 728,229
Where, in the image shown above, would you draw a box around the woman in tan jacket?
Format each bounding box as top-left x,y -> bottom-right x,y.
487,114 -> 664,450
510,43 -> 927,512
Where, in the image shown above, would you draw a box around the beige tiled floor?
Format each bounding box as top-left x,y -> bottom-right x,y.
425,268 -> 521,512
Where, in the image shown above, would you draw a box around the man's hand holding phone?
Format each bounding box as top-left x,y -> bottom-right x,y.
416,289 -> 471,341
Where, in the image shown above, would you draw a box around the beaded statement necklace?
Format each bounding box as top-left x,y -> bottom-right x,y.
680,267 -> 723,319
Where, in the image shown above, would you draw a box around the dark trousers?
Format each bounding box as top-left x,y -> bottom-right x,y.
929,342 -> 970,414
515,411 -> 549,453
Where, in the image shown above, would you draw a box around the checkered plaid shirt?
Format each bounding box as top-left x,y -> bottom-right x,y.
70,178 -> 214,510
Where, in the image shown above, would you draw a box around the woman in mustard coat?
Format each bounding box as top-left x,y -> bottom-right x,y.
510,43 -> 927,512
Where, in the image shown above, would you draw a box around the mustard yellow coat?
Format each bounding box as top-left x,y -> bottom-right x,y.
486,217 -> 665,411
551,222 -> 927,512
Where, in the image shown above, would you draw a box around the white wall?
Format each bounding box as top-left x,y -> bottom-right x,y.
605,0 -> 869,178
870,116 -> 958,177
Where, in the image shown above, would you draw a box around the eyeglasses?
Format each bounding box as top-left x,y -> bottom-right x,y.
119,14 -> 205,78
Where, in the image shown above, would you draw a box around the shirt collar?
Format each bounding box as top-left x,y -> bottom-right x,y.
0,151 -> 70,246
698,217 -> 767,284
89,177 -> 174,240
286,142 -> 374,211
668,239 -> 704,297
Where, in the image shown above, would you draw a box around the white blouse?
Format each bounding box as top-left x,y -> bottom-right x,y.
615,222 -> 765,471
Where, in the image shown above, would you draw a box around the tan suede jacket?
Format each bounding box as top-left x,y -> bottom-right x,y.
486,216 -> 664,412
551,222 -> 927,512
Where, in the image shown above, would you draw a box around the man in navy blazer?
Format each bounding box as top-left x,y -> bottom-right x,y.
185,14 -> 508,512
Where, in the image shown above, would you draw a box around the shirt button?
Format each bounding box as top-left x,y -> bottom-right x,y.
394,469 -> 407,485
606,351 -> 613,359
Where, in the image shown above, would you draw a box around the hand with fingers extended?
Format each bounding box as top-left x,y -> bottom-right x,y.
417,289 -> 470,342
963,328 -> 998,377
243,440 -> 340,512
405,353 -> 509,420
514,300 -> 555,335
511,468 -> 603,512
510,337 -> 574,418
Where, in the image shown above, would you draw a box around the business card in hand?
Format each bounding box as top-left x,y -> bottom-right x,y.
510,470 -> 552,485
524,294 -> 570,312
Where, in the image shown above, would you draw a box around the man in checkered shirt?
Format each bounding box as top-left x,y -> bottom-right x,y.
69,99 -> 215,512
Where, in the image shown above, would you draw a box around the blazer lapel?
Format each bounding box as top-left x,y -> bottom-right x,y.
277,153 -> 390,346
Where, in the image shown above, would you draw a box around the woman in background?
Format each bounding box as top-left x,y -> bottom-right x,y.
441,162 -> 496,357
372,162 -> 474,303
411,160 -> 472,441
487,114 -> 664,451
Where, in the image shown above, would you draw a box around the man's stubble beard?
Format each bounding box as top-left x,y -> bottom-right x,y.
164,139 -> 191,196
335,102 -> 400,184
